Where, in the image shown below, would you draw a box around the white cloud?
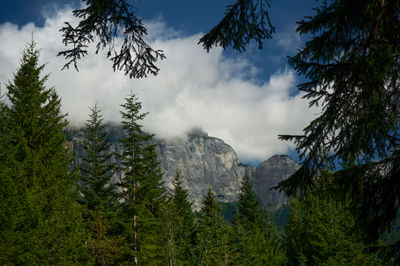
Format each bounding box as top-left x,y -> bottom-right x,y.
0,7 -> 318,162
275,24 -> 302,53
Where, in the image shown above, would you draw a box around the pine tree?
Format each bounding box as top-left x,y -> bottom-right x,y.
0,98 -> 26,264
80,104 -> 115,211
79,103 -> 120,265
230,175 -> 284,265
59,0 -> 273,78
277,1 -> 400,259
285,172 -> 382,265
197,188 -> 230,265
166,170 -> 198,265
0,42 -> 85,264
116,93 -> 166,265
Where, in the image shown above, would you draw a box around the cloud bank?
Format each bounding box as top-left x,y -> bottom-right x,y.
0,7 -> 318,162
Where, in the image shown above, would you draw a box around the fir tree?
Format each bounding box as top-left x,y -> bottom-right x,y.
230,175 -> 284,265
116,93 -> 166,265
165,170 -> 198,265
59,0 -> 273,78
197,188 -> 230,265
0,42 -> 85,264
80,104 -> 115,211
277,1 -> 400,259
285,171 -> 382,265
79,103 -> 120,265
0,98 -> 25,264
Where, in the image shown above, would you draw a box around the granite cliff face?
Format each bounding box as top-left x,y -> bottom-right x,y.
252,155 -> 300,208
154,132 -> 254,210
67,125 -> 299,210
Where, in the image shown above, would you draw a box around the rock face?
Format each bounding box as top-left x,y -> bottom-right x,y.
154,132 -> 254,210
252,155 -> 300,208
66,125 -> 299,210
156,131 -> 253,210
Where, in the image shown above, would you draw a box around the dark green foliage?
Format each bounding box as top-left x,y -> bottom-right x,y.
271,203 -> 291,229
219,201 -> 237,223
58,0 -> 166,78
197,188 -> 230,265
103,122 -> 126,143
60,0 -> 274,77
277,0 -> 400,258
230,175 -> 284,265
0,42 -> 85,264
199,0 -> 275,52
115,93 -> 166,265
164,170 -> 198,265
80,104 -> 115,212
285,172 -> 382,266
381,211 -> 400,245
380,210 -> 400,263
236,176 -> 266,227
79,104 -> 120,264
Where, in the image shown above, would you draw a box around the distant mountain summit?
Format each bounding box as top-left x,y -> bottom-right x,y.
252,155 -> 300,208
67,124 -> 299,210
154,133 -> 253,210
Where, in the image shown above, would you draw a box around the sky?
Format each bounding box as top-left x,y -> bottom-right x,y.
0,0 -> 319,164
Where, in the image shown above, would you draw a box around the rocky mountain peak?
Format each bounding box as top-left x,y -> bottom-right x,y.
252,154 -> 300,208
66,124 -> 299,210
155,133 -> 249,210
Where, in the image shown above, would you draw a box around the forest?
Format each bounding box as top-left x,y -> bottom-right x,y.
0,41 -> 396,265
1,0 -> 400,265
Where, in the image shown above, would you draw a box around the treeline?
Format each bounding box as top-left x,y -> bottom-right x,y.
0,43 -> 392,265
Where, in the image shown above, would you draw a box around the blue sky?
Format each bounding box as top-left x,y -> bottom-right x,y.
0,0 -> 316,79
0,0 -> 319,164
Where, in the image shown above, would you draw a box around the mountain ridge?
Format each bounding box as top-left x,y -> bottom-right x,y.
66,123 -> 299,210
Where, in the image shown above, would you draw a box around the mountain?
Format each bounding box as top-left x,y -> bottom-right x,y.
252,155 -> 300,208
154,131 -> 254,210
66,124 -> 299,210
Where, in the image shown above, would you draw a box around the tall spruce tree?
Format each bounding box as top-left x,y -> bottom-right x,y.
285,171 -> 382,265
0,91 -> 25,264
277,0 -> 400,256
80,104 -> 115,211
79,103 -> 120,265
166,170 -> 198,265
0,42 -> 85,264
197,188 -> 230,265
230,175 -> 284,265
116,93 -> 166,265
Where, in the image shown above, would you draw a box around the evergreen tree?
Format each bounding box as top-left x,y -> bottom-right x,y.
165,170 -> 198,265
80,103 -> 115,211
230,175 -> 284,265
277,1 -> 400,259
0,42 -> 85,264
59,0 -> 274,78
0,96 -> 25,264
197,188 -> 230,265
285,172 -> 382,265
79,103 -> 120,265
116,93 -> 166,265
